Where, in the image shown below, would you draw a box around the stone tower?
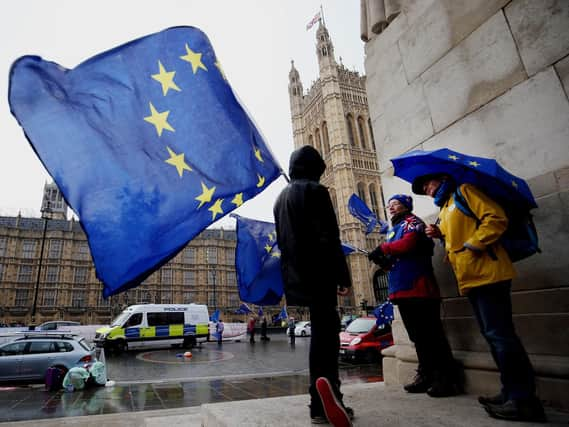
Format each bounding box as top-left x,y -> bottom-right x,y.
288,21 -> 386,309
41,181 -> 68,220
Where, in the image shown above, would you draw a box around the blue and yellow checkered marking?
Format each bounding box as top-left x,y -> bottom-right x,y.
108,323 -> 208,341
125,327 -> 140,338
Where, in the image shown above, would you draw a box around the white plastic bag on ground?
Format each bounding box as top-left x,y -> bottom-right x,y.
90,361 -> 107,385
62,367 -> 90,391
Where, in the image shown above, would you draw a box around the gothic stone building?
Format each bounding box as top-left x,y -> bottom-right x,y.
288,21 -> 387,309
0,212 -> 245,326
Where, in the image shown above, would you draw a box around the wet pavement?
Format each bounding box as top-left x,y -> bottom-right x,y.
106,333 -> 312,383
0,334 -> 383,423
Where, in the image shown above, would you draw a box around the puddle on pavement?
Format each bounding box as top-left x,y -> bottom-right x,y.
136,347 -> 235,364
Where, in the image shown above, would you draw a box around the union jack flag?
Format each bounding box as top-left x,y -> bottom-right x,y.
306,12 -> 321,30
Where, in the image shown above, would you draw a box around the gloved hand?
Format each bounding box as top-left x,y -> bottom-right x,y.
368,246 -> 384,264
368,246 -> 393,270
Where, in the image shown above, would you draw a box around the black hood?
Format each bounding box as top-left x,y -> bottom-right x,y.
288,145 -> 326,181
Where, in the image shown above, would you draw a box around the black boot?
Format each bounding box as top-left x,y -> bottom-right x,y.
484,397 -> 546,422
478,392 -> 505,406
426,370 -> 462,398
403,369 -> 432,393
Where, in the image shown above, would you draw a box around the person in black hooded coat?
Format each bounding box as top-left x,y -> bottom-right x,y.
274,145 -> 353,424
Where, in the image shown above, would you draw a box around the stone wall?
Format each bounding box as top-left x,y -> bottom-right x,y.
363,0 -> 569,410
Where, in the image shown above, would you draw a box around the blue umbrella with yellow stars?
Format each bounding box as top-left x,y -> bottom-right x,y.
390,148 -> 537,209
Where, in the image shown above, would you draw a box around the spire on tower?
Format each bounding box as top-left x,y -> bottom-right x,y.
315,20 -> 336,69
288,60 -> 303,98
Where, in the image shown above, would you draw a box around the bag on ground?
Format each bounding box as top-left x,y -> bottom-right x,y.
45,366 -> 65,391
62,367 -> 90,391
89,361 -> 107,386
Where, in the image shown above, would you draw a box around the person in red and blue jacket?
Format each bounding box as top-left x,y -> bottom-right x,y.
368,194 -> 461,397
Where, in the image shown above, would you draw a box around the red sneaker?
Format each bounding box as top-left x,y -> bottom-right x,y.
315,377 -> 352,427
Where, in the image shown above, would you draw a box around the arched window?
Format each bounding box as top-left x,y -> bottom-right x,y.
368,118 -> 376,150
357,182 -> 366,204
308,134 -> 314,148
322,122 -> 330,155
315,129 -> 322,154
369,184 -> 380,218
346,115 -> 356,147
321,47 -> 328,56
358,116 -> 368,149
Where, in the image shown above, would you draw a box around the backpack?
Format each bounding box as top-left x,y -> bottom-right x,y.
453,186 -> 540,262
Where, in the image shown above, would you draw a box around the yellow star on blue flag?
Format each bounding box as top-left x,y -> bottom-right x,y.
9,26 -> 284,298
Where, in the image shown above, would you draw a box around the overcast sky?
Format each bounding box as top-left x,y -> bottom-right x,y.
0,1 -> 365,227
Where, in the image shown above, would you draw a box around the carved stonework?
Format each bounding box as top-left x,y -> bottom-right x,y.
361,0 -> 401,41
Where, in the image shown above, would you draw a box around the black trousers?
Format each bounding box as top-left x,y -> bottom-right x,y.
308,304 -> 342,415
396,298 -> 456,378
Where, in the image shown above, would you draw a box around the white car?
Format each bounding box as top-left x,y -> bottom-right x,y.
294,321 -> 311,337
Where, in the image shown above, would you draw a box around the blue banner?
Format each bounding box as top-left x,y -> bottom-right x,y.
9,27 -> 282,297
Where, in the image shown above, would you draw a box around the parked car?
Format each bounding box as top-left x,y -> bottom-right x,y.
37,321 -> 80,331
0,332 -> 96,383
294,321 -> 311,337
340,314 -> 359,331
339,317 -> 393,363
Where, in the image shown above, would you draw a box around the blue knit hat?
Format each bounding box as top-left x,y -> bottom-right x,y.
388,194 -> 413,212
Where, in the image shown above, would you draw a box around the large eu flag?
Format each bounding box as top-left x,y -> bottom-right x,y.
9,27 -> 283,297
234,215 -> 284,306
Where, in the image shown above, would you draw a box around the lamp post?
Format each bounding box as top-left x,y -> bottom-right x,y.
360,298 -> 368,316
31,202 -> 52,327
211,265 -> 217,311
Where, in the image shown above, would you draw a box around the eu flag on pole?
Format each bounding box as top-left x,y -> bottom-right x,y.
348,194 -> 388,234
275,306 -> 288,321
233,215 -> 363,306
373,301 -> 395,327
341,242 -> 357,255
209,309 -> 220,323
9,27 -> 283,297
234,303 -> 253,315
234,215 -> 284,306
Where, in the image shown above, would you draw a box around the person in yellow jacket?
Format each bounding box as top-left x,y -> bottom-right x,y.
412,173 -> 545,423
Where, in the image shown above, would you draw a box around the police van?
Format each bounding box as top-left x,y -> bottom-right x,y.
94,304 -> 209,352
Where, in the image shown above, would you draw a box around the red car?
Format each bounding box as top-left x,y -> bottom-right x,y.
339,316 -> 393,363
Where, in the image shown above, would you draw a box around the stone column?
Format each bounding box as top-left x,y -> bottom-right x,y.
360,0 -> 369,42
368,0 -> 388,35
385,0 -> 401,23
